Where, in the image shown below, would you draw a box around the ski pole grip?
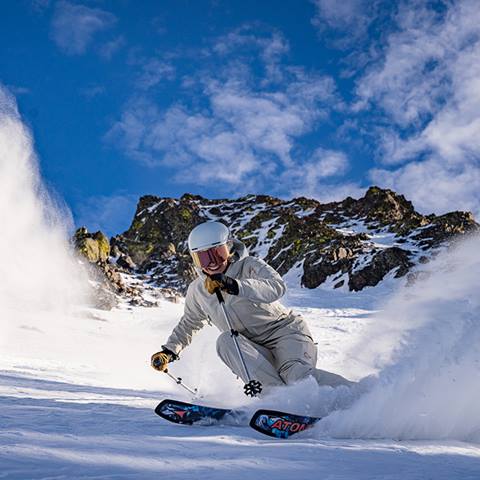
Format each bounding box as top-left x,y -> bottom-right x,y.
215,288 -> 225,304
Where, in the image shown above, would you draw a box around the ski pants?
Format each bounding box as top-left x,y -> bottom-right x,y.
216,331 -> 353,388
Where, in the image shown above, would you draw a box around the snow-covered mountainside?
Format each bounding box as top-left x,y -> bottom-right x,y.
3,239 -> 480,479
92,188 -> 477,306
2,86 -> 480,479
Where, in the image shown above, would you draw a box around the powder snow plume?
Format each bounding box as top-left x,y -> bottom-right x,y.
0,86 -> 89,350
319,234 -> 480,442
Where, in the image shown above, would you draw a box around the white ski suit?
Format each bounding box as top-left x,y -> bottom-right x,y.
163,239 -> 351,388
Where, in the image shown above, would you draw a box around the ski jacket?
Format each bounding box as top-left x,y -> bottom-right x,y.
163,239 -> 313,356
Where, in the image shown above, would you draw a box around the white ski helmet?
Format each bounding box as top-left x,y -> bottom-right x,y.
188,221 -> 232,272
188,221 -> 230,252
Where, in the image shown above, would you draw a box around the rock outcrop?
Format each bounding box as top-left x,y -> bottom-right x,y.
74,227 -> 110,263
73,227 -> 147,309
104,186 -> 478,297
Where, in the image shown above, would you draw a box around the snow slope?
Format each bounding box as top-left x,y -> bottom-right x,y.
2,84 -> 480,479
2,296 -> 480,479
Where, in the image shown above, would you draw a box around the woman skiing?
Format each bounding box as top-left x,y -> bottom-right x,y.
151,221 -> 353,395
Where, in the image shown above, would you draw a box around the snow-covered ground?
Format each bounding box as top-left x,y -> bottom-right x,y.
2,291 -> 480,479
2,85 -> 480,479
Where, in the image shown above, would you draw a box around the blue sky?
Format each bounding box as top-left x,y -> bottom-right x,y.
1,0 -> 479,235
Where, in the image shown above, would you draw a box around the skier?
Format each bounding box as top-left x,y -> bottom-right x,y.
151,221 -> 353,393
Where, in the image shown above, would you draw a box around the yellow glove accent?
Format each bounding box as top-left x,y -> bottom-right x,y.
204,276 -> 222,295
151,351 -> 170,372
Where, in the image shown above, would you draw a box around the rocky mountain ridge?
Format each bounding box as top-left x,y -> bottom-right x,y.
74,186 -> 478,308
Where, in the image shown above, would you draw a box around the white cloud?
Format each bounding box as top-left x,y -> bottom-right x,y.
107,74 -> 337,184
51,1 -> 117,55
212,27 -> 289,61
278,147 -> 363,200
208,87 -> 306,166
313,147 -> 350,177
370,157 -> 480,217
311,0 -> 375,48
136,59 -> 176,89
356,3 -> 457,127
312,0 -> 369,31
107,30 -> 341,192
212,27 -> 290,82
354,0 -> 480,216
107,89 -> 298,186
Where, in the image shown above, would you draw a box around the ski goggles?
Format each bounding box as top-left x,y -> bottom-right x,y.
190,243 -> 231,271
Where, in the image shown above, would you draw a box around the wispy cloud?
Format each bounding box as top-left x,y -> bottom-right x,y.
213,27 -> 290,82
98,35 -> 125,60
310,0 -> 385,50
355,0 -> 480,216
312,0 -> 370,35
370,157 -> 480,216
279,146 -> 365,201
79,84 -> 105,99
310,147 -> 350,178
50,1 -> 117,55
107,27 -> 347,196
136,59 -> 176,90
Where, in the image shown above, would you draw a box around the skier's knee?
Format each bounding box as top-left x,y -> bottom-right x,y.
278,360 -> 313,385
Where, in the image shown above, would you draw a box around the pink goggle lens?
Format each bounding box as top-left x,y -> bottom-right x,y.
191,244 -> 230,270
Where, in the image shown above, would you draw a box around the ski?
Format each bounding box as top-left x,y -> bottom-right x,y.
155,400 -> 321,438
155,398 -> 246,426
249,409 -> 321,439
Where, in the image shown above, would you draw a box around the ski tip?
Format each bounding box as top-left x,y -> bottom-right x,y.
249,409 -> 321,439
154,399 -> 172,418
155,398 -> 187,423
154,398 -> 233,426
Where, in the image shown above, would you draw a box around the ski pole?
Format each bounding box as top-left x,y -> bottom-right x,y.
215,288 -> 262,397
152,358 -> 198,397
165,369 -> 198,397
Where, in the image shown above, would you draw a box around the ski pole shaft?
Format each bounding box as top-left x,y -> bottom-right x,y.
216,293 -> 253,382
165,369 -> 198,396
215,289 -> 262,397
153,357 -> 198,397
215,288 -> 262,390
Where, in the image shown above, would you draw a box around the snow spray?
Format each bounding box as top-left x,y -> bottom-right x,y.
0,85 -> 88,312
0,85 -> 89,364
319,234 -> 480,442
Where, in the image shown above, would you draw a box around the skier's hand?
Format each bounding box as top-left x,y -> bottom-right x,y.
205,273 -> 239,295
151,350 -> 173,372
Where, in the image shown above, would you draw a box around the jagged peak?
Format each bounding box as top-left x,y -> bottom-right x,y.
79,186 -> 479,303
180,193 -> 207,202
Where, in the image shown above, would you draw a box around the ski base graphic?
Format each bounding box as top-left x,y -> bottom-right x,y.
155,399 -> 321,438
155,399 -> 244,426
249,409 -> 321,439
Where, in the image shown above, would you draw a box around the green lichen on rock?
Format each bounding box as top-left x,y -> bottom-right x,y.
266,228 -> 277,240
74,227 -> 110,263
96,187 -> 479,296
93,231 -> 110,260
180,208 -> 192,220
